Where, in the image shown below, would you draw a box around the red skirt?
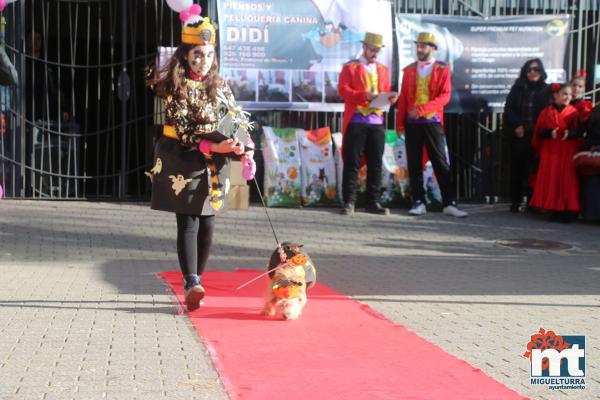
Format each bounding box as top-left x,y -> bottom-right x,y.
530,139 -> 580,212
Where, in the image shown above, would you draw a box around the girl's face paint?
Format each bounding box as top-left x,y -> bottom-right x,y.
187,44 -> 215,76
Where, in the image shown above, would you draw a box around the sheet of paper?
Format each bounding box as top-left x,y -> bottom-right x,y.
368,91 -> 398,110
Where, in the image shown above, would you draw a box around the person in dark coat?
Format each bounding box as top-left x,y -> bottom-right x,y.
503,58 -> 550,212
580,104 -> 600,222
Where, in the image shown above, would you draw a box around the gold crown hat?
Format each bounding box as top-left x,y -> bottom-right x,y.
165,1 -> 216,45
362,32 -> 385,48
182,17 -> 217,45
414,32 -> 437,49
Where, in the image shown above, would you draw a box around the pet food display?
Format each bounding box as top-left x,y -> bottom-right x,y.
379,130 -> 411,207
298,127 -> 338,206
262,127 -> 303,207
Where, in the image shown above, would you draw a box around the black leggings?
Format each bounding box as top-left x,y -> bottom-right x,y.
175,214 -> 215,277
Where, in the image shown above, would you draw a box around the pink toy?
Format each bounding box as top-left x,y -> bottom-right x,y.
242,157 -> 256,180
198,139 -> 212,155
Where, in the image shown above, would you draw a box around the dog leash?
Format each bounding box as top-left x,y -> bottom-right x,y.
251,177 -> 281,246
235,177 -> 285,290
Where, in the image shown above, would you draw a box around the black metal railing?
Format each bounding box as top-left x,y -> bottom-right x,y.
0,0 -> 597,202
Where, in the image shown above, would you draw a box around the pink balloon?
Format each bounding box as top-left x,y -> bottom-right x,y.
179,3 -> 201,22
0,183 -> 3,200
0,0 -> 17,12
165,0 -> 192,12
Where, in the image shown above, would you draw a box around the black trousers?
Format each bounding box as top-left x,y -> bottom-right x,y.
175,214 -> 214,277
405,122 -> 455,206
509,136 -> 534,206
342,122 -> 385,204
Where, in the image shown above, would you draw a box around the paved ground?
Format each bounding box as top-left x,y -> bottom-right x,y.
0,200 -> 598,400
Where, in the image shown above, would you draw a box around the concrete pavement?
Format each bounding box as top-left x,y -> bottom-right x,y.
0,200 -> 598,399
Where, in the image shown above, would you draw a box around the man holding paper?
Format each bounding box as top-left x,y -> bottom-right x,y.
396,32 -> 467,218
338,32 -> 397,216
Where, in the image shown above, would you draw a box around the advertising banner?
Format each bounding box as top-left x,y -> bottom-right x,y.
217,0 -> 393,111
396,15 -> 570,112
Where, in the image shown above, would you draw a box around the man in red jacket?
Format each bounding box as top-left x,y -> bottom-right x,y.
396,32 -> 467,218
338,32 -> 396,216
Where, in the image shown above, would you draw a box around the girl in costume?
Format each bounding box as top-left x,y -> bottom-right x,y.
147,2 -> 254,311
530,83 -> 581,220
569,71 -> 593,126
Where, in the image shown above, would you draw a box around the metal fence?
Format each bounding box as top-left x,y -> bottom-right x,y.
0,0 -> 597,201
0,0 -> 189,199
389,0 -> 600,202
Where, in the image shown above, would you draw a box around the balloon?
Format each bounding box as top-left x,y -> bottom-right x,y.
179,3 -> 201,22
165,0 -> 193,13
0,183 -> 3,200
0,0 -> 18,12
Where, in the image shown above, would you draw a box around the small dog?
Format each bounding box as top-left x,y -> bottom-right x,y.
261,243 -> 316,320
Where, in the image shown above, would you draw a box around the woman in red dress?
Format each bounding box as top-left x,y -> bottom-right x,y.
530,83 -> 582,220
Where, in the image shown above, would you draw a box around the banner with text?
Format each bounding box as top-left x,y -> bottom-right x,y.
396,15 -> 570,113
217,0 -> 393,111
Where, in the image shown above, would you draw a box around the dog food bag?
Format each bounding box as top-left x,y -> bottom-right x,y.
262,127 -> 303,207
298,127 -> 338,206
332,132 -> 343,204
380,130 -> 411,207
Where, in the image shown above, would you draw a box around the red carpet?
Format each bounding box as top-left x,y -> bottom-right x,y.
159,270 -> 527,400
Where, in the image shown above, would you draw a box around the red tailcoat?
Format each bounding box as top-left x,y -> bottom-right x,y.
530,104 -> 581,212
396,61 -> 451,132
338,60 -> 390,135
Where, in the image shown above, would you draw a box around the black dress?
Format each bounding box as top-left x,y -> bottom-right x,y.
149,79 -> 236,216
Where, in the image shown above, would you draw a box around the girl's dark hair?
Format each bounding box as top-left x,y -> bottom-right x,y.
147,43 -> 222,102
517,58 -> 548,83
549,82 -> 568,93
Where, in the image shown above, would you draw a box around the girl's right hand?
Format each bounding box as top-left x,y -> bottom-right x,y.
551,128 -> 559,139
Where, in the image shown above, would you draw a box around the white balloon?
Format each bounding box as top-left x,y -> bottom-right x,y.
165,0 -> 193,12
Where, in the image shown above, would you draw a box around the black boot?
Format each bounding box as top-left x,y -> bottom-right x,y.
365,202 -> 390,215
